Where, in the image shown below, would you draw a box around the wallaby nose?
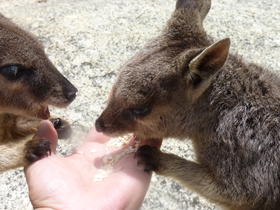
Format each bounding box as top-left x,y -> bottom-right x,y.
66,91 -> 77,103
95,118 -> 105,133
64,82 -> 78,103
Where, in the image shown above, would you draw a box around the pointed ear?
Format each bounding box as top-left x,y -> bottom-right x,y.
176,0 -> 211,21
185,38 -> 230,86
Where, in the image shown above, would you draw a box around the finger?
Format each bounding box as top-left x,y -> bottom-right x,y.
35,120 -> 58,154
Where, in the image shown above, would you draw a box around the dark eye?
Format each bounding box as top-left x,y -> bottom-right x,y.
130,107 -> 150,116
0,65 -> 25,80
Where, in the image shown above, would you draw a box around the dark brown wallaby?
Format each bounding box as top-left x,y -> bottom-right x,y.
0,14 -> 77,172
95,0 -> 280,209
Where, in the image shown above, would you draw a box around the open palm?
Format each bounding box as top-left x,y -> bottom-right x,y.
25,121 -> 159,210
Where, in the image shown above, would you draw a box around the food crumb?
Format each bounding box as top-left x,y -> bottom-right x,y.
106,134 -> 132,148
93,134 -> 141,182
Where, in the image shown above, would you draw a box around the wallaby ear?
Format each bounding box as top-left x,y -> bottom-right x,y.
176,0 -> 211,21
186,38 -> 230,86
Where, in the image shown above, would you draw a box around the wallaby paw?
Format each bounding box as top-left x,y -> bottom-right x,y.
134,145 -> 162,172
49,118 -> 72,139
24,138 -> 51,163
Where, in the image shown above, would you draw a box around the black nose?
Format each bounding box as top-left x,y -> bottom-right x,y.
66,91 -> 77,103
64,83 -> 78,103
95,118 -> 105,133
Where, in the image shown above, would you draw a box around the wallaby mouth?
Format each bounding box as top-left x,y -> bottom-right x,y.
37,106 -> 51,119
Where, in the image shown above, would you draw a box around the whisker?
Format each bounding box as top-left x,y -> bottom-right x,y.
112,108 -> 124,121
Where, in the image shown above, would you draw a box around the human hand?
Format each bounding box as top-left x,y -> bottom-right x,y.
24,120 -> 161,210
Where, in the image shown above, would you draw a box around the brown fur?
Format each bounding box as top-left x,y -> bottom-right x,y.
95,0 -> 280,209
0,14 -> 77,171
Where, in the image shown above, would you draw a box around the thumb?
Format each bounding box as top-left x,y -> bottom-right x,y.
35,120 -> 58,154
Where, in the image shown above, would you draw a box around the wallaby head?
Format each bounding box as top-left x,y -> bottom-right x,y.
0,14 -> 77,118
95,0 -> 230,140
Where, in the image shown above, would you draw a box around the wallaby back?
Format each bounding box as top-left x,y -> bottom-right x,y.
96,0 -> 280,209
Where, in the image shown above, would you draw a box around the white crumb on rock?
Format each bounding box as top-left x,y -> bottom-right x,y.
93,134 -> 141,182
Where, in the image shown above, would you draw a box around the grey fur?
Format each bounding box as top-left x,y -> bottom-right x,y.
96,0 -> 280,209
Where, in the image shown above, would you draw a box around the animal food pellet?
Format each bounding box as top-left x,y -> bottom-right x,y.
93,134 -> 141,181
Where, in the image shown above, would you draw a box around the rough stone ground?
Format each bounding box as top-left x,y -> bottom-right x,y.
0,0 -> 279,209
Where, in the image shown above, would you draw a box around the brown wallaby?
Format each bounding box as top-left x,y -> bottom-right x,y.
95,0 -> 280,209
0,14 -> 77,172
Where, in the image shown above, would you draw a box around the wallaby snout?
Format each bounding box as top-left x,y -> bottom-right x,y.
41,64 -> 78,108
95,118 -> 105,133
95,106 -> 135,137
61,76 -> 77,103
64,85 -> 77,103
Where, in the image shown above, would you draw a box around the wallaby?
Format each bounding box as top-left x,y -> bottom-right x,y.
0,14 -> 77,172
95,0 -> 280,209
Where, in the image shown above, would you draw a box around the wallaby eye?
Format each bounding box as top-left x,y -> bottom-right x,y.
130,107 -> 150,116
0,65 -> 25,80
